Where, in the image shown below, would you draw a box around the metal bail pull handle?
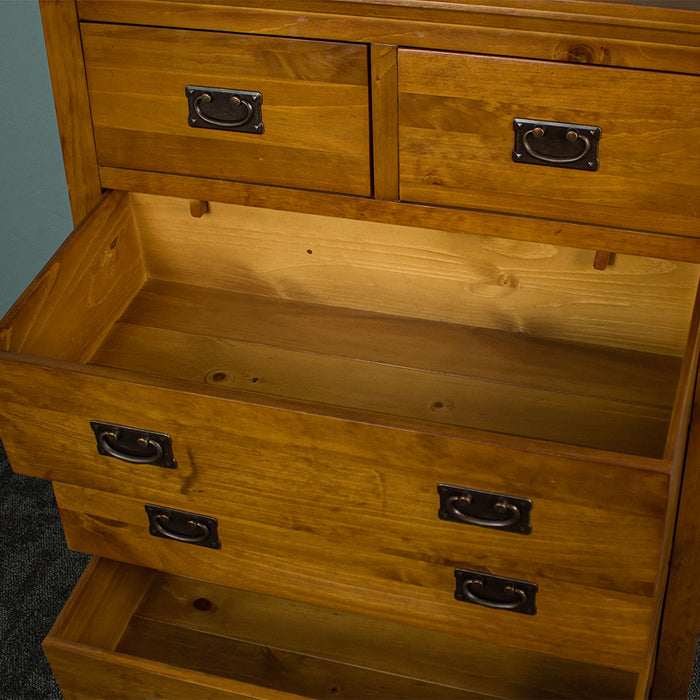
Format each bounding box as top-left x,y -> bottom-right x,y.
153,514 -> 210,544
97,431 -> 164,465
194,92 -> 254,129
446,495 -> 521,529
461,579 -> 529,611
522,126 -> 592,165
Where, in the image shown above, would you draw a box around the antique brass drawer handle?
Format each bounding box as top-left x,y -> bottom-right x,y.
513,118 -> 601,171
153,514 -> 209,543
194,92 -> 254,129
445,494 -> 521,529
146,504 -> 222,549
454,569 -> 538,615
90,421 -> 177,469
186,85 -> 264,134
523,126 -> 591,164
461,579 -> 528,610
97,431 -> 164,465
438,484 -> 532,534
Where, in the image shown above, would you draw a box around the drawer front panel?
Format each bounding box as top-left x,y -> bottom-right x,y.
80,24 -> 371,196
54,482 -> 656,674
398,50 -> 700,237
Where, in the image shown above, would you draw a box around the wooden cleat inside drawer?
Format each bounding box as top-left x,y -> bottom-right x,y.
43,557 -> 638,699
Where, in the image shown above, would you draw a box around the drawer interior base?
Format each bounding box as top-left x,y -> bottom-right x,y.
45,558 -> 638,700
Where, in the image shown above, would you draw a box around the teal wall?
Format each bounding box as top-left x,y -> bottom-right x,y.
0,0 -> 73,317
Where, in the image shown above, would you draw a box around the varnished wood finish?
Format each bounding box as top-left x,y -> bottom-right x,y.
0,190 -> 145,362
42,558 -> 638,699
652,361 -> 700,698
370,45 -> 399,200
39,0 -> 102,224
24,1 -> 700,696
116,569 -> 636,700
76,0 -> 700,74
80,23 -> 371,196
398,50 -> 700,237
91,281 -> 678,455
128,194 -> 699,357
100,167 -> 700,264
53,482 -> 660,673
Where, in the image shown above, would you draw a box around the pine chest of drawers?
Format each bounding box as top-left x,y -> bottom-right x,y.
3,1 -> 700,697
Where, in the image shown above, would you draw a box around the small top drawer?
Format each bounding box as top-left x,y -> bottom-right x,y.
398,50 -> 700,237
80,23 -> 371,196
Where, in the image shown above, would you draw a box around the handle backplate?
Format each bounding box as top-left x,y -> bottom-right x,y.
187,85 -> 264,134
145,504 -> 221,549
438,483 -> 532,534
454,568 -> 537,615
90,421 -> 177,469
513,118 -> 601,171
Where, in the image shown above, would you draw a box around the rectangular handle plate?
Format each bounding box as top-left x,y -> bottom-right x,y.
146,504 -> 221,549
438,483 -> 532,534
187,85 -> 264,134
90,421 -> 177,469
455,569 -> 537,615
513,118 -> 600,171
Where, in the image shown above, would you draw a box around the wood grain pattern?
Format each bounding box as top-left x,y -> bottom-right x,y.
652,361 -> 700,698
118,617 -> 487,700
80,23 -> 371,196
0,353 -> 670,598
101,168 -> 700,263
370,45 -> 399,200
44,641 -> 307,699
90,281 -> 679,456
122,570 -> 636,700
75,0 -> 700,74
398,50 -> 700,238
45,558 -> 155,651
129,194 -> 700,357
0,190 -> 145,362
39,0 -> 102,224
53,482 -> 659,674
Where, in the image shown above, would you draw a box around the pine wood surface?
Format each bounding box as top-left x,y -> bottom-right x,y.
0,349 -> 669,594
39,0 -> 102,225
0,190 -> 145,362
75,0 -> 700,74
115,570 -> 636,699
80,23 -> 371,197
45,643 -> 306,700
129,194 -> 699,357
91,281 -> 676,456
370,45 -> 399,201
53,482 -> 658,674
101,167 -> 700,263
399,50 -> 700,238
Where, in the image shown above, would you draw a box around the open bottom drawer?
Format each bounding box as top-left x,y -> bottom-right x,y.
44,557 -> 638,699
3,189 -> 700,682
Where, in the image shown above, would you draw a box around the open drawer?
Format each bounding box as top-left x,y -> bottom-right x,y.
45,557 -> 638,699
2,190 -> 700,679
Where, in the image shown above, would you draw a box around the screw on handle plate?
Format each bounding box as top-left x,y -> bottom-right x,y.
186,85 -> 264,134
513,118 -> 601,171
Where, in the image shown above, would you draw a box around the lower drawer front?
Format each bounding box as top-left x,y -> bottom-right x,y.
45,557 -> 638,700
53,479 -> 658,676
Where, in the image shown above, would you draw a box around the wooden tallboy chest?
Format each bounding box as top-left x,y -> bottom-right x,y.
2,1 -> 700,697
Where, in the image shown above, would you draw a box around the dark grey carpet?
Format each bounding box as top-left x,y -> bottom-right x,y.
0,437 -> 698,699
0,440 -> 89,700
